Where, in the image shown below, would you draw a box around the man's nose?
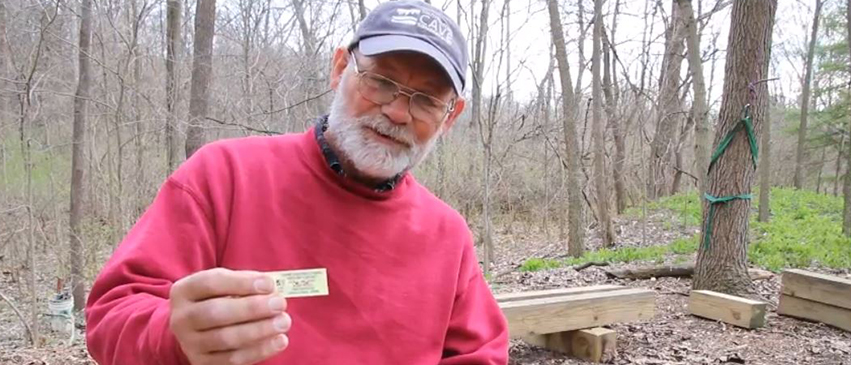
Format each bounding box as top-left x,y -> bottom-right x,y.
381,94 -> 413,125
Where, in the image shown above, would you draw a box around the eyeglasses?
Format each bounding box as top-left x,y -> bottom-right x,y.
349,52 -> 455,125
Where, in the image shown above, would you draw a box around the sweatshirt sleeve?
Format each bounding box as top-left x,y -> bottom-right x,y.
85,171 -> 220,365
439,233 -> 510,365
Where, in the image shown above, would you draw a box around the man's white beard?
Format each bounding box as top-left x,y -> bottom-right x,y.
326,72 -> 441,180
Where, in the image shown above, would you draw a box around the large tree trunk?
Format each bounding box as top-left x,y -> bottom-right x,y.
649,0 -> 687,199
185,0 -> 216,158
69,0 -> 93,312
166,0 -> 181,173
844,0 -> 851,236
758,96 -> 772,223
680,0 -> 710,194
693,0 -> 777,295
547,0 -> 584,257
592,0 -> 614,247
793,0 -> 823,189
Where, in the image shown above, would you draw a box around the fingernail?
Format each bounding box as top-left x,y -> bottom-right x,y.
268,295 -> 285,312
254,277 -> 273,293
273,334 -> 288,350
273,314 -> 291,332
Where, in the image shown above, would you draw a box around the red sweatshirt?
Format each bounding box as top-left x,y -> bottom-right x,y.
85,126 -> 509,365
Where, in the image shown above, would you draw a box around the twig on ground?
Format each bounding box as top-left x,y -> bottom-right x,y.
0,291 -> 35,345
573,261 -> 610,271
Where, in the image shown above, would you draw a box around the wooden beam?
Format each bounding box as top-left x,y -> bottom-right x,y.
500,288 -> 655,337
781,269 -> 851,310
570,327 -> 617,363
778,294 -> 851,332
495,285 -> 623,303
688,290 -> 767,329
522,328 -> 616,363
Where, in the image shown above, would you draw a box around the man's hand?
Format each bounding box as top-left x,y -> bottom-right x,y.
169,268 -> 291,365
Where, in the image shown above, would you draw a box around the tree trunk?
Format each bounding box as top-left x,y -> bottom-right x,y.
471,0 -> 492,276
758,97 -> 772,223
649,0 -> 687,200
185,0 -> 216,158
69,0 -> 93,312
603,22 -> 626,214
693,0 -> 777,295
132,0 -> 144,224
844,0 -> 851,236
166,0 -> 181,173
793,0 -> 823,189
0,1 -> 6,129
833,135 -> 843,197
292,0 -> 318,119
816,146 -> 827,194
680,0 -> 710,194
547,0 -> 584,257
592,0 -> 614,247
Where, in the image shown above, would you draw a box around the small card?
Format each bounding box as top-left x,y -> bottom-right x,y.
266,268 -> 329,298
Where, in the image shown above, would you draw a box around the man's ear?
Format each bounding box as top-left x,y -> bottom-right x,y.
441,97 -> 466,133
330,47 -> 350,90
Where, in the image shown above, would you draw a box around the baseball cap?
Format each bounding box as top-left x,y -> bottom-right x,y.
349,0 -> 468,95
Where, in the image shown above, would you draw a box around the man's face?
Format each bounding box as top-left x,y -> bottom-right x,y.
325,47 -> 466,180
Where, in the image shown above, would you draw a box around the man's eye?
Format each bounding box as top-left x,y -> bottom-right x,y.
368,74 -> 396,90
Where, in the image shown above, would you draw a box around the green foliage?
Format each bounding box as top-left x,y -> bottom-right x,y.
520,235 -> 700,272
519,258 -> 562,272
523,188 -> 851,273
651,193 -> 703,226
750,187 -> 851,271
1,134 -> 72,197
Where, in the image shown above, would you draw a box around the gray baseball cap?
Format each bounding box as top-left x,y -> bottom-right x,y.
349,0 -> 468,95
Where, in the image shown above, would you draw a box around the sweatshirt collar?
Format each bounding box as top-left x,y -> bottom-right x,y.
314,115 -> 404,193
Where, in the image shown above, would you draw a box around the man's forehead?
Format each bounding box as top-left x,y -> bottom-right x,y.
364,51 -> 453,93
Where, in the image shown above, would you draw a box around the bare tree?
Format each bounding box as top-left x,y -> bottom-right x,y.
186,0 -> 217,158
592,0 -> 614,247
843,0 -> 851,236
470,0 -> 493,275
604,0 -> 627,214
547,0 -> 584,257
166,0 -> 181,173
694,0 -> 777,294
793,0 -> 823,189
69,0 -> 94,312
649,0 -> 687,199
679,0 -> 709,193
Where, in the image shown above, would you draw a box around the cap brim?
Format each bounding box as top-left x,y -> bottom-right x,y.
359,35 -> 463,95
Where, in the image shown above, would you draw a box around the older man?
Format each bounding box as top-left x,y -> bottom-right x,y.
85,1 -> 509,364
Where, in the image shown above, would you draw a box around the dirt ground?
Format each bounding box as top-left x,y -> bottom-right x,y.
0,213 -> 850,364
490,215 -> 851,365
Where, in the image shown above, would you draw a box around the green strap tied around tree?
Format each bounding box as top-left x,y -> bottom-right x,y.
702,193 -> 753,250
709,104 -> 758,172
703,104 -> 759,250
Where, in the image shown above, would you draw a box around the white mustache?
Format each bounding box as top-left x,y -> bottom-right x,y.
361,115 -> 416,148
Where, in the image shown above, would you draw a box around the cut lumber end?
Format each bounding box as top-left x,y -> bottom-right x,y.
571,327 -> 617,363
781,269 -> 851,310
521,328 -> 617,363
778,294 -> 851,332
688,290 -> 767,329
